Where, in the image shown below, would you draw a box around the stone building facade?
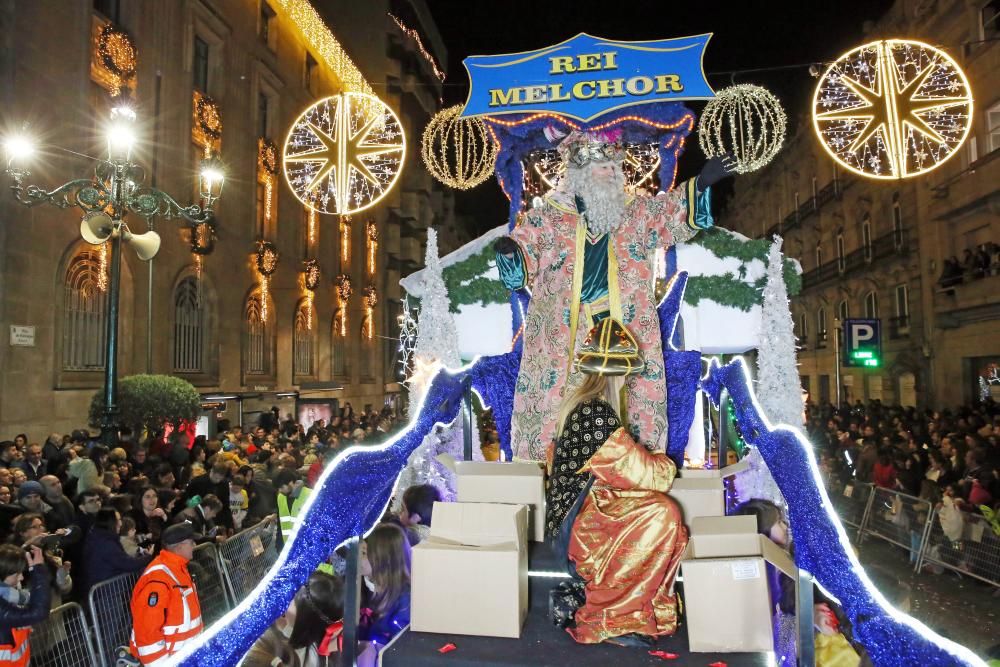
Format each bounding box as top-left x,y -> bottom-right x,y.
717,0 -> 999,409
0,0 -> 462,437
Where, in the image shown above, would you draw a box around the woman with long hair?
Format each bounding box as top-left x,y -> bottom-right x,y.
130,486 -> 168,551
243,571 -> 345,667
67,444 -> 109,494
360,523 -> 411,646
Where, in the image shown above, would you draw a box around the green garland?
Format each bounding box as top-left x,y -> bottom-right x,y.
419,227 -> 800,314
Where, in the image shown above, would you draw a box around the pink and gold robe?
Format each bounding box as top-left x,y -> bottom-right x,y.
507,180 -> 706,461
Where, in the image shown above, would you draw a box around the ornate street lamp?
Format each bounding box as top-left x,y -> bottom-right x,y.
3,97 -> 225,446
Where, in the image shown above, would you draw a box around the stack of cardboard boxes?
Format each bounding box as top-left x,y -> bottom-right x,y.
410,461 -> 545,638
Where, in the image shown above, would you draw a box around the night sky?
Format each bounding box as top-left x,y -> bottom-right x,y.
426,0 -> 894,231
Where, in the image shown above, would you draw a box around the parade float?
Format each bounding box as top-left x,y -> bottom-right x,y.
173,30 -> 985,667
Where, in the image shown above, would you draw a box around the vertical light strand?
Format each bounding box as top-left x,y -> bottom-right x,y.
264,175 -> 274,237
97,243 -> 109,292
340,217 -> 351,266
260,274 -> 269,323
307,205 -> 318,251
306,291 -> 314,331
366,221 -> 377,276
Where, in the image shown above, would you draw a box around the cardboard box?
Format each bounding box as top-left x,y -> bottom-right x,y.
682,516 -> 797,653
410,502 -> 529,638
451,459 -> 547,542
679,458 -> 750,479
670,477 -> 725,523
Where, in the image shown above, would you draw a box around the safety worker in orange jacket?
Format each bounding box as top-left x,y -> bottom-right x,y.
128,522 -> 203,665
0,544 -> 49,667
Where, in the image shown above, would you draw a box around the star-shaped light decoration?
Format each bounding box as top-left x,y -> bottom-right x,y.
283,93 -> 406,215
812,39 -> 973,180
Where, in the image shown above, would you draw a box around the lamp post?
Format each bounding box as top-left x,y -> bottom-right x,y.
4,98 -> 225,447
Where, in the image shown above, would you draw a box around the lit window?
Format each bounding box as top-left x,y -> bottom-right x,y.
62,247 -> 108,371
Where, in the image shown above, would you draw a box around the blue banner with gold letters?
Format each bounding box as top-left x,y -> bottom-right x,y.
460,33 -> 715,121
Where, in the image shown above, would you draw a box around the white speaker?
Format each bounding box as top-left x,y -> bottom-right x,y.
126,229 -> 161,261
80,211 -> 114,244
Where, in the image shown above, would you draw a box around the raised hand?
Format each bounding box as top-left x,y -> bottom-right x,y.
697,152 -> 738,191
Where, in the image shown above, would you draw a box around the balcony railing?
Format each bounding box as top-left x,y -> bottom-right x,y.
801,230 -> 910,291
815,330 -> 829,349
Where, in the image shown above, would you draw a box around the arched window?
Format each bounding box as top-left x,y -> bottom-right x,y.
243,293 -> 274,377
173,277 -> 205,373
62,247 -> 108,371
837,234 -> 846,272
815,245 -> 823,269
838,299 -> 850,323
817,307 -> 827,336
332,315 -> 349,379
864,290 -> 879,318
862,214 -> 872,261
293,302 -> 315,378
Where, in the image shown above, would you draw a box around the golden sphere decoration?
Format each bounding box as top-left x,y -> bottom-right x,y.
283,93 -> 406,215
812,39 -> 973,180
698,84 -> 787,174
421,105 -> 497,190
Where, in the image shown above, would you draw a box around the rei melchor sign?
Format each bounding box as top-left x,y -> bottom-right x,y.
460,33 -> 715,121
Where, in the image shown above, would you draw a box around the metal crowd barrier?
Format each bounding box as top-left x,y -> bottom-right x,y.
917,506 -> 1000,587
86,570 -> 141,666
28,602 -> 100,667
190,542 -> 232,626
829,482 -> 1000,587
857,487 -> 934,567
219,514 -> 280,602
829,480 -> 874,540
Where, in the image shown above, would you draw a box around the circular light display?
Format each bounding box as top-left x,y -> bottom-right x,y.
699,84 -> 787,174
283,93 -> 406,215
812,39 -> 973,180
421,105 -> 497,190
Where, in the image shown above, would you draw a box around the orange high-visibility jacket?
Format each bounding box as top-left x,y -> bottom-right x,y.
0,627 -> 31,666
129,549 -> 203,666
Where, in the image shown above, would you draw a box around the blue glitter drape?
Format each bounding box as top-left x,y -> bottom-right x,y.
177,369 -> 467,666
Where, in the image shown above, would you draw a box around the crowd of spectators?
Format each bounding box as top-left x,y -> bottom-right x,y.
937,242 -> 1000,289
806,398 -> 1000,516
0,402 -> 409,663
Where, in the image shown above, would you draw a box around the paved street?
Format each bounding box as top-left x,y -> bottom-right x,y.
855,540 -> 999,657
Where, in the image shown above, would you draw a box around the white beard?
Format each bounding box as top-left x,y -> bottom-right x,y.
564,163 -> 626,236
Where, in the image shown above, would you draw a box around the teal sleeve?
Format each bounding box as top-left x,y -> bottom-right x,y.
687,180 -> 714,231
496,247 -> 526,290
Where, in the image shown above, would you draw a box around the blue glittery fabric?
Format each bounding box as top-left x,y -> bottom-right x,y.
175,369 -> 467,666
701,357 -> 985,667
470,349 -> 521,462
658,272 -> 699,467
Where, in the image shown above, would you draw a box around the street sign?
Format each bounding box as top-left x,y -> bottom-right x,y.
843,318 -> 881,368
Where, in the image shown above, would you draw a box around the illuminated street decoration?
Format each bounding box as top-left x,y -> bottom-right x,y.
812,39 -> 973,180
366,221 -> 378,276
422,105 -> 497,190
699,84 -> 786,173
283,93 -> 406,215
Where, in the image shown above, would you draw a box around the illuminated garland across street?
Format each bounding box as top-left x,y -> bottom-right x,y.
699,84 -> 787,174
812,39 -> 973,180
388,12 -> 446,82
284,93 -> 406,215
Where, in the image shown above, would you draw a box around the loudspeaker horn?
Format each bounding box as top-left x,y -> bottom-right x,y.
80,211 -> 114,245
126,229 -> 161,261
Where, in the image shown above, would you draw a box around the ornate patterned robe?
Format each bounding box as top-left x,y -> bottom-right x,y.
504,180 -> 710,461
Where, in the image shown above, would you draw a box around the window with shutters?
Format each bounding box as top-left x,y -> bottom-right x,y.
173,277 -> 205,373
62,248 -> 108,371
293,303 -> 316,378
243,294 -> 274,378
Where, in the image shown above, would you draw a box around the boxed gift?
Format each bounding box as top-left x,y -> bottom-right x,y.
410,502 -> 529,638
681,515 -> 797,653
450,459 -> 547,542
670,477 -> 725,522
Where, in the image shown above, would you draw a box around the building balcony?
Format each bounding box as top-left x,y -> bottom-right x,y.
934,272 -> 1000,324
764,175 -> 853,238
801,230 -> 910,291
888,315 -> 910,339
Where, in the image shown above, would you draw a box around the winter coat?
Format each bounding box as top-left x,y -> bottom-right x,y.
0,564 -> 51,646
81,526 -> 151,595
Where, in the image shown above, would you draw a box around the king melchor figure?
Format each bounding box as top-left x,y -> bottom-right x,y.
495,128 -> 733,462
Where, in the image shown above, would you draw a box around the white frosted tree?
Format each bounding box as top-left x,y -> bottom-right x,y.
395,228 -> 472,509
736,236 -> 802,506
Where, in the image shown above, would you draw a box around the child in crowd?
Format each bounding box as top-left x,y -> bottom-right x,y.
119,516 -> 140,557
734,499 -> 866,667
243,571 -> 345,667
0,544 -> 48,664
229,477 -> 249,532
396,484 -> 441,545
